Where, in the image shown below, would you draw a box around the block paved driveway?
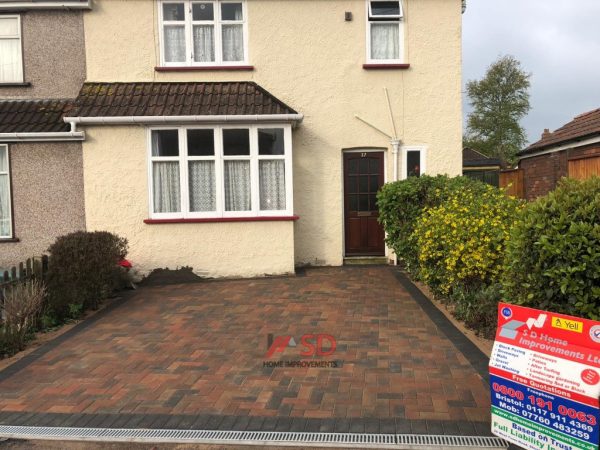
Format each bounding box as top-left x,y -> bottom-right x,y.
0,267 -> 492,435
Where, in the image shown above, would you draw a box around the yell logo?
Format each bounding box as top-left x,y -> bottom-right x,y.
551,317 -> 583,333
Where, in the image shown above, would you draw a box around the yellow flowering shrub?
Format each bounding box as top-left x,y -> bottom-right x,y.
413,184 -> 523,296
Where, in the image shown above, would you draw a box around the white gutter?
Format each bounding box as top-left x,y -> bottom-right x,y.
0,1 -> 91,10
518,135 -> 600,160
0,132 -> 85,142
64,114 -> 304,128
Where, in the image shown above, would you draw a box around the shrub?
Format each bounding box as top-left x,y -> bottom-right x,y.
451,283 -> 502,340
377,175 -> 489,272
413,183 -> 522,296
46,231 -> 128,321
0,279 -> 46,357
503,177 -> 600,320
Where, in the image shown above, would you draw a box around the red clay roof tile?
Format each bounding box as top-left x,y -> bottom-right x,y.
522,108 -> 600,154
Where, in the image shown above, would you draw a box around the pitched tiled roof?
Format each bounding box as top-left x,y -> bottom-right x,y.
0,99 -> 72,133
462,148 -> 502,167
68,82 -> 298,118
521,108 -> 600,155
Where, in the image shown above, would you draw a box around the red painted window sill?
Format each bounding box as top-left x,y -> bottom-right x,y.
144,216 -> 299,224
155,65 -> 254,72
363,63 -> 410,70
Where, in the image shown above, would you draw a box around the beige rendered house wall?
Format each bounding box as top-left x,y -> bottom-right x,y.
82,126 -> 296,278
81,0 -> 462,273
0,142 -> 86,267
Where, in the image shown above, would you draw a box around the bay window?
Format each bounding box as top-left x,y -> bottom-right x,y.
148,125 -> 292,219
159,0 -> 247,66
0,15 -> 23,83
367,1 -> 404,63
0,145 -> 13,238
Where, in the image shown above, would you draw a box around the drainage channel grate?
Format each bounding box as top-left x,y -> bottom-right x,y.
0,425 -> 509,448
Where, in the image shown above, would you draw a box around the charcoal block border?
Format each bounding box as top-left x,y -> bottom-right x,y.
391,269 -> 491,386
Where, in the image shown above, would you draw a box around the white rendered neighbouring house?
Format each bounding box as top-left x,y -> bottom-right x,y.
4,0 -> 464,277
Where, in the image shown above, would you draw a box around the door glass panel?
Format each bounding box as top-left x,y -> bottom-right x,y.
359,195 -> 369,211
369,158 -> 380,173
370,175 -> 379,192
359,175 -> 368,193
347,176 -> 357,193
359,158 -> 368,173
349,195 -> 358,211
349,159 -> 358,174
370,194 -> 377,210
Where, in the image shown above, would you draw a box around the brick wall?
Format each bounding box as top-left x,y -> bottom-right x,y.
520,152 -> 562,200
519,145 -> 600,200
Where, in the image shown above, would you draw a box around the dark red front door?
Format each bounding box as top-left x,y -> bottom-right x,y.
344,152 -> 385,256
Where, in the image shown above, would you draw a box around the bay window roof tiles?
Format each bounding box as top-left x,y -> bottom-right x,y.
0,99 -> 72,133
69,82 -> 299,117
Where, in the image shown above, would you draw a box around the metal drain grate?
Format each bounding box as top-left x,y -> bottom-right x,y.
0,425 -> 509,448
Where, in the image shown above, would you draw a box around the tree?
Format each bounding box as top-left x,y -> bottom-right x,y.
464,55 -> 531,164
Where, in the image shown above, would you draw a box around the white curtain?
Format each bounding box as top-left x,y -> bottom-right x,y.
193,25 -> 215,62
0,149 -> 10,237
0,39 -> 22,83
153,162 -> 181,213
370,23 -> 399,60
224,161 -> 250,211
189,161 -> 216,212
164,26 -> 186,62
259,160 -> 285,210
222,25 -> 243,61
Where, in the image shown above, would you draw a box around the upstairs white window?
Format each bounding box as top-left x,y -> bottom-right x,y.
367,1 -> 404,63
0,16 -> 23,83
159,0 -> 247,66
149,125 -> 293,219
0,145 -> 13,238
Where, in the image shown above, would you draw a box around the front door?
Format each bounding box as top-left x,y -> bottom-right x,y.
344,151 -> 385,256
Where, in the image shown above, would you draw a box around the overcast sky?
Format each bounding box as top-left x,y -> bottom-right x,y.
462,0 -> 600,145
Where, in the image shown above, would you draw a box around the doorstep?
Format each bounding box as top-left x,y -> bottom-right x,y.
343,256 -> 391,266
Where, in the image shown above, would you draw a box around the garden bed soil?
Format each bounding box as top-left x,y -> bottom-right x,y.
0,296 -> 120,371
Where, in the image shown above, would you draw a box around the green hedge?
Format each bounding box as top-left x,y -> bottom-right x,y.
46,231 -> 128,321
412,183 -> 522,296
377,175 -> 488,272
503,177 -> 600,320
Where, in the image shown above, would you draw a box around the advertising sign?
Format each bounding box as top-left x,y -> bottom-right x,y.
490,303 -> 600,450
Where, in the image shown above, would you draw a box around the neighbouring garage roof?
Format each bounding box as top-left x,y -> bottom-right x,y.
0,99 -> 72,133
520,108 -> 600,155
462,148 -> 502,168
67,82 -> 299,118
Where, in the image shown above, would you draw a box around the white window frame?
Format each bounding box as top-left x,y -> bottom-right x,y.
365,0 -> 404,64
147,124 -> 293,219
401,145 -> 426,180
158,0 -> 248,67
0,15 -> 24,83
0,144 -> 13,239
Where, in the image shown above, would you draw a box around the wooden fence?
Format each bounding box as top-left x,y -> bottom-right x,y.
499,169 -> 525,198
568,155 -> 600,180
0,255 -> 48,290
